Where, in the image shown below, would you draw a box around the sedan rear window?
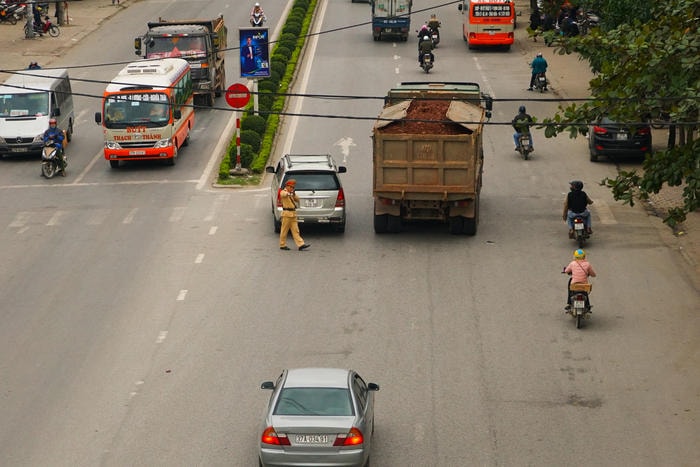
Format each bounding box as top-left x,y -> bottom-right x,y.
274,388 -> 354,416
284,173 -> 339,191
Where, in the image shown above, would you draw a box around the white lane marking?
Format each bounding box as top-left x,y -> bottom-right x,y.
195,253 -> 204,264
472,56 -> 496,98
279,0 -> 328,156
87,209 -> 109,225
122,208 -> 138,224
73,150 -> 106,185
209,226 -> 218,235
9,212 -> 31,228
169,206 -> 186,222
204,194 -> 230,221
46,210 -> 67,226
594,200 -> 617,225
334,137 -> 355,164
156,331 -> 168,343
1,179 -> 199,190
176,290 -> 187,301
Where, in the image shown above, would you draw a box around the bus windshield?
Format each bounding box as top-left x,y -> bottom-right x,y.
104,93 -> 170,129
0,92 -> 49,117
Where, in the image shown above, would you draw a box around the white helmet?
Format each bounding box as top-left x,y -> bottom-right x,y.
255,2 -> 260,6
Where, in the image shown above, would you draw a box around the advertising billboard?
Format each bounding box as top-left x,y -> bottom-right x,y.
239,28 -> 270,79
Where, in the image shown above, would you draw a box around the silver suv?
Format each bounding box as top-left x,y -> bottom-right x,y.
265,154 -> 348,233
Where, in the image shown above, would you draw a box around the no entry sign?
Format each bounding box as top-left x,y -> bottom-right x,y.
225,83 -> 251,109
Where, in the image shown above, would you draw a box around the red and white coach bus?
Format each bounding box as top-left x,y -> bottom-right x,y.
95,58 -> 195,168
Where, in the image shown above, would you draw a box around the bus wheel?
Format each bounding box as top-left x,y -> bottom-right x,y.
166,146 -> 177,166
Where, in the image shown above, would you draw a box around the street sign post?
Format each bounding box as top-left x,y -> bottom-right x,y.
225,83 -> 251,173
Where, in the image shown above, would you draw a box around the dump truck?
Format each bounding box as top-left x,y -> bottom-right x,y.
135,15 -> 227,107
371,0 -> 412,41
372,82 -> 492,235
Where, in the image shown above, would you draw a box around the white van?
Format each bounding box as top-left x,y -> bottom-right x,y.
0,69 -> 75,157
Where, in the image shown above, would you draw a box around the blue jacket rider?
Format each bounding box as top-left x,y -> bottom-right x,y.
529,52 -> 548,90
43,118 -> 65,160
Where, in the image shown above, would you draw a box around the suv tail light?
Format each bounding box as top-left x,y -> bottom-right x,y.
636,127 -> 650,136
593,126 -> 608,135
261,426 -> 291,445
335,187 -> 346,208
333,427 -> 364,446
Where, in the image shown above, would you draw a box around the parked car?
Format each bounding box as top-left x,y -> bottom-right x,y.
258,368 -> 379,467
588,117 -> 652,162
265,154 -> 348,233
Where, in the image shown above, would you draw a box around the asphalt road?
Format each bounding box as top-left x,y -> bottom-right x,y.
0,0 -> 698,466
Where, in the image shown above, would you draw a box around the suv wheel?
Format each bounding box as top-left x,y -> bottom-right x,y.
273,218 -> 281,233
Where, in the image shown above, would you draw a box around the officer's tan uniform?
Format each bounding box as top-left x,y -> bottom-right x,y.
279,181 -> 306,248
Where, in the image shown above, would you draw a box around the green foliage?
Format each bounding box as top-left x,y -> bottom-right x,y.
543,0 -> 700,224
240,129 -> 262,152
282,21 -> 302,36
273,46 -> 292,61
241,114 -> 266,134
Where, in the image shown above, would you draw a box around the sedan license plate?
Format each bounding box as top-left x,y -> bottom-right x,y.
302,199 -> 318,208
615,133 -> 628,141
295,434 -> 329,444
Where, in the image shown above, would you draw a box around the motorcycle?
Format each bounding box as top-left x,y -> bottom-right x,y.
571,215 -> 590,247
533,72 -> 547,92
0,2 -> 20,24
420,53 -> 433,73
250,11 -> 266,27
429,26 -> 440,47
41,141 -> 66,178
565,281 -> 592,329
516,133 -> 533,160
32,14 -> 60,37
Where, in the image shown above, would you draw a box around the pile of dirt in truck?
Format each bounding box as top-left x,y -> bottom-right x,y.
378,99 -> 474,136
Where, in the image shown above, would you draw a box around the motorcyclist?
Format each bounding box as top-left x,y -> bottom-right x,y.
512,105 -> 534,151
250,2 -> 266,26
27,61 -> 41,70
418,35 -> 434,66
43,117 -> 66,167
528,52 -> 548,90
563,249 -> 596,311
417,23 -> 429,39
563,180 -> 594,236
427,14 -> 441,34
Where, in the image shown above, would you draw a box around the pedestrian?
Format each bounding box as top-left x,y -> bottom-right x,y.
279,179 -> 311,251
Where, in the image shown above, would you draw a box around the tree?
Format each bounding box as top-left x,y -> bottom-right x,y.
542,0 -> 700,226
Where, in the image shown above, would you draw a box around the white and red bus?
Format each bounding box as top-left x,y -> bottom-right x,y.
458,0 -> 515,49
96,58 -> 195,168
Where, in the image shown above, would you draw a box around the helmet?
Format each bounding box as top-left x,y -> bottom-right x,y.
255,2 -> 260,6
423,36 -> 429,41
518,105 -> 526,113
49,118 -> 57,125
570,180 -> 584,190
573,249 -> 586,260
536,52 -> 543,57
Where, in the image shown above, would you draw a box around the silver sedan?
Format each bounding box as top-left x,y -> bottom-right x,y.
258,368 -> 380,467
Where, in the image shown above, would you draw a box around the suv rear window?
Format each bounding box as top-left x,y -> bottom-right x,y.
283,172 -> 340,191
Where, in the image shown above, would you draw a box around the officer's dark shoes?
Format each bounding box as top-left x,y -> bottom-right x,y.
299,244 -> 311,251
280,246 -> 290,250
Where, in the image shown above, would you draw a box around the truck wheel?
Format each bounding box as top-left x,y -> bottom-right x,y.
215,69 -> 225,97
373,214 -> 388,233
463,217 -> 477,235
387,215 -> 402,233
448,216 -> 464,235
205,93 -> 214,107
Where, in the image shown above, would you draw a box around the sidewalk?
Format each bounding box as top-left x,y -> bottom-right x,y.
512,0 -> 699,288
0,0 -> 129,77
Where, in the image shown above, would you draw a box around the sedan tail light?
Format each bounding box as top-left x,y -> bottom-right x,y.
261,426 -> 291,445
333,427 -> 364,446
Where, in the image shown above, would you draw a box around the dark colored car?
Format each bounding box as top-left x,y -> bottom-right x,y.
588,117 -> 652,162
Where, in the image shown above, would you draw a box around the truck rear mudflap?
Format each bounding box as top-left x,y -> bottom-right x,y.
374,196 -> 477,219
